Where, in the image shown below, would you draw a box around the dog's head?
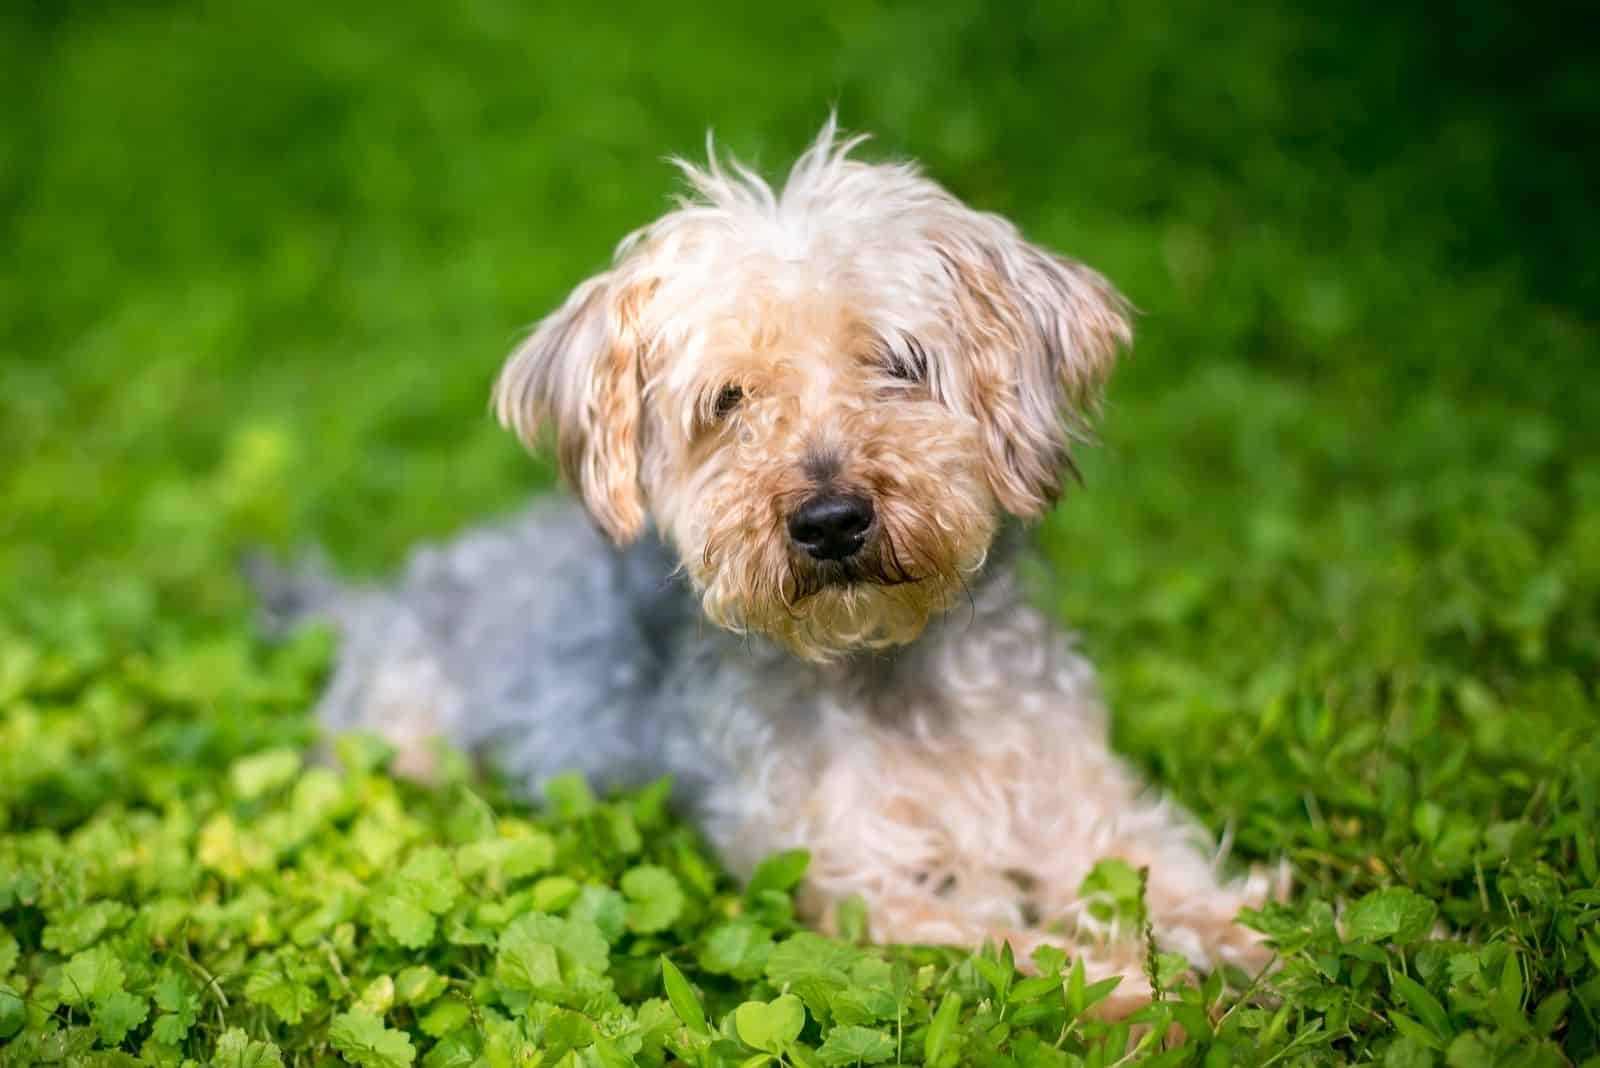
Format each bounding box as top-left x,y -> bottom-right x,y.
495,121 -> 1131,660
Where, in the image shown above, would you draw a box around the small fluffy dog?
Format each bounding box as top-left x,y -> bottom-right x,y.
271,122 -> 1282,1006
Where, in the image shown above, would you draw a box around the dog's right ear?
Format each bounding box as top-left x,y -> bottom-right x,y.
493,271 -> 654,544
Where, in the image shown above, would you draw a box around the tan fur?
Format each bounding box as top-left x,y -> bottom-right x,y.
701,584 -> 1285,997
494,275 -> 653,542
935,244 -> 1131,517
482,120 -> 1286,1008
495,124 -> 1128,659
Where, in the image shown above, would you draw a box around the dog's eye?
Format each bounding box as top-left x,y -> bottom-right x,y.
714,384 -> 744,418
887,357 -> 922,382
885,336 -> 928,383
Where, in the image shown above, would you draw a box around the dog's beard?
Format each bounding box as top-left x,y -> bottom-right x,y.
779,523 -> 922,606
753,578 -> 956,661
698,510 -> 979,661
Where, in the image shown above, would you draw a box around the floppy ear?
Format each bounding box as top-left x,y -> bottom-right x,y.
936,216 -> 1132,518
493,271 -> 653,543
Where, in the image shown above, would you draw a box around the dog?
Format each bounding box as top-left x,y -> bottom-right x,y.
263,120 -> 1284,1009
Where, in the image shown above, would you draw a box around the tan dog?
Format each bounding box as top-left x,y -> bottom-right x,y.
276,119 -> 1286,1010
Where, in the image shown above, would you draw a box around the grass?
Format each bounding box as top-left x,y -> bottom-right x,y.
2,0 -> 1597,1064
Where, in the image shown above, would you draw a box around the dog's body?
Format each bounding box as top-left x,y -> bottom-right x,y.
275,122 -> 1283,1006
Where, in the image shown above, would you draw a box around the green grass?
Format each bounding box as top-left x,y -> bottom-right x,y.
2,1 -> 1598,1065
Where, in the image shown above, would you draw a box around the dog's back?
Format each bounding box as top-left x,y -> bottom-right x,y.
254,502 -> 693,791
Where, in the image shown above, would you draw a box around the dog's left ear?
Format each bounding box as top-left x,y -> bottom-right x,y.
493,270 -> 655,544
936,217 -> 1132,519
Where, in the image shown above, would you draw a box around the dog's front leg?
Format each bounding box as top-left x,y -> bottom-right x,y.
700,728 -> 1165,1012
1008,728 -> 1289,980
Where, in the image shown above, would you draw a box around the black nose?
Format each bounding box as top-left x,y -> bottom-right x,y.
787,493 -> 874,561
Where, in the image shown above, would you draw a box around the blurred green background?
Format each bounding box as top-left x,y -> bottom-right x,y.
4,7 -> 1599,1060
2,0 -> 1596,814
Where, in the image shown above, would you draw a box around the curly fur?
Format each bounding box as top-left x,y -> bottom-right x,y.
266,120 -> 1285,1012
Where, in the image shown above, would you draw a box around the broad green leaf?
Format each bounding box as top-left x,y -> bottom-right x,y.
1444,1032 -> 1494,1068
699,922 -> 774,979
398,847 -> 464,914
818,1025 -> 895,1065
211,1027 -> 285,1067
544,772 -> 595,819
1382,1033 -> 1435,1068
746,850 -> 810,897
371,894 -> 436,948
1387,1011 -> 1443,1052
735,994 -> 806,1054
358,975 -> 396,1015
1532,989 -> 1569,1036
1390,973 -> 1451,1041
395,965 -> 448,1006
419,998 -> 472,1038
496,937 -> 561,992
569,884 -> 628,942
329,1008 -> 417,1068
498,912 -> 610,975
1010,975 -> 1064,1003
92,988 -> 148,1045
0,984 -> 24,1040
765,933 -> 859,989
623,865 -> 685,932
1152,952 -> 1189,988
153,1008 -> 194,1044
41,901 -> 132,955
60,944 -> 124,1006
1344,887 -> 1437,944
245,957 -> 319,1025
1078,858 -> 1144,924
420,1032 -> 479,1068
230,747 -> 302,799
1030,944 -> 1067,977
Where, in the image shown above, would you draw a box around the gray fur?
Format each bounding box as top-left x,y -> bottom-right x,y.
249,123 -> 1288,987
258,500 -> 1288,990
259,504 -> 712,797
257,501 -> 1034,827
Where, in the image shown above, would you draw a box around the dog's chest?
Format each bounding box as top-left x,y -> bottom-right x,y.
684,602 -> 1111,882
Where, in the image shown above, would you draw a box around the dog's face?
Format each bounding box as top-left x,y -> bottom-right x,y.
495,124 -> 1130,660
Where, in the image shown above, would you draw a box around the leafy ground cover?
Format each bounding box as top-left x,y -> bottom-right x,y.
2,1 -> 1597,1064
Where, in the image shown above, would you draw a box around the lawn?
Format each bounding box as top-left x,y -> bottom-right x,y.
2,1 -> 1597,1065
